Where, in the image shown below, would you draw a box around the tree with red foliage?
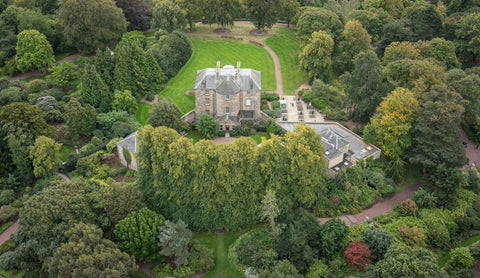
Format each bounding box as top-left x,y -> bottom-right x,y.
343,241 -> 372,270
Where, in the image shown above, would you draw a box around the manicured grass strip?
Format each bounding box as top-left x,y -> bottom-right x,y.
186,130 -> 205,143
194,230 -> 246,278
265,27 -> 307,95
160,36 -> 276,113
249,133 -> 270,144
59,145 -> 75,162
0,221 -> 13,234
438,234 -> 480,266
136,103 -> 152,126
55,52 -> 72,61
0,269 -> 24,278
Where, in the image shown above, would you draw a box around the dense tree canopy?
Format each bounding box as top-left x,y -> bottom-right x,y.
58,0 -> 127,53
116,0 -> 152,31
29,136 -> 61,178
246,0 -> 280,30
299,30 -> 334,82
148,97 -> 183,131
203,0 -> 240,29
151,0 -> 186,33
15,30 -> 54,73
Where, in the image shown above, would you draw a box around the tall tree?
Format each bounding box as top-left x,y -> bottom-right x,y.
296,7 -> 343,45
455,12 -> 480,65
278,0 -> 299,27
246,0 -> 280,30
158,220 -> 192,267
0,102 -> 52,138
15,30 -> 54,73
114,37 -> 166,99
369,87 -> 418,160
378,20 -> 414,55
64,98 -> 97,143
114,207 -> 165,262
112,90 -> 137,114
409,85 -> 467,168
203,0 -> 240,30
151,0 -> 187,33
178,0 -> 202,32
29,136 -> 62,178
402,2 -> 443,40
94,47 -> 116,91
450,73 -> 480,128
424,38 -> 460,70
261,190 -> 282,240
382,41 -> 421,65
148,97 -> 183,131
299,30 -> 334,82
343,50 -> 392,122
58,0 -> 127,53
45,222 -> 137,277
337,20 -> 372,72
116,0 -> 152,31
80,64 -> 111,111
196,114 -> 217,139
147,31 -> 192,78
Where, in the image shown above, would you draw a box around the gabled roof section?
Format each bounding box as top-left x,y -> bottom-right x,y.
117,132 -> 138,154
194,63 -> 261,93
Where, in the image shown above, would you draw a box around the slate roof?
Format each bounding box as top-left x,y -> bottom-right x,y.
194,64 -> 261,94
117,132 -> 138,153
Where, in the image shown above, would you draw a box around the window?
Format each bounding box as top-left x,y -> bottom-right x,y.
225,107 -> 230,114
219,125 -> 223,131
205,110 -> 210,114
226,94 -> 230,101
205,97 -> 210,105
204,91 -> 210,96
246,99 -> 251,106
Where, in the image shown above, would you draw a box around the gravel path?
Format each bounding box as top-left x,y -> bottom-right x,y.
461,127 -> 480,171
0,221 -> 18,246
318,183 -> 420,226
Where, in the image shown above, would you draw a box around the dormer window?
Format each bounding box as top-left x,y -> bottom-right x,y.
225,107 -> 230,114
226,94 -> 230,101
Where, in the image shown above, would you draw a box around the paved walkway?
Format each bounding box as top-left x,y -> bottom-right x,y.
461,127 -> 480,171
0,221 -> 18,246
318,183 -> 420,226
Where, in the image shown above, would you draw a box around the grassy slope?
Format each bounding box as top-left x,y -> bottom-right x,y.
194,231 -> 245,278
135,103 -> 152,126
159,36 -> 276,113
59,145 -> 75,162
438,234 -> 480,266
264,27 -> 307,95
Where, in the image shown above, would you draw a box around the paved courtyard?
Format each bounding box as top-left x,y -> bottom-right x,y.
278,95 -> 324,123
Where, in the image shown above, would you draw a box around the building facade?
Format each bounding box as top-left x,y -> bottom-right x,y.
193,62 -> 267,131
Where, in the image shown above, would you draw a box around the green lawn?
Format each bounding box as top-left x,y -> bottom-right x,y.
136,103 -> 152,126
265,27 -> 307,95
59,145 -> 75,162
249,132 -> 270,144
55,52 -> 72,61
160,36 -> 276,113
194,230 -> 247,278
186,130 -> 205,143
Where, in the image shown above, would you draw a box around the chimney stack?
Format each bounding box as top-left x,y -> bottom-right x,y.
236,61 -> 241,77
216,61 -> 220,73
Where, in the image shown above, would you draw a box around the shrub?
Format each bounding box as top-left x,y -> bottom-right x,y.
188,240 -> 214,273
196,114 -> 217,139
363,228 -> 393,261
261,93 -> 280,101
343,241 -> 372,270
106,138 -> 122,153
48,62 -> 79,88
36,96 -> 61,111
413,187 -> 438,208
0,190 -> 15,205
347,224 -> 367,242
398,225 -> 427,248
0,251 -> 17,270
0,205 -> 18,223
0,87 -> 26,105
469,240 -> 480,259
306,260 -> 328,278
26,79 -> 48,94
172,266 -> 194,278
448,247 -> 474,269
235,228 -> 276,270
398,199 -> 418,216
0,240 -> 16,257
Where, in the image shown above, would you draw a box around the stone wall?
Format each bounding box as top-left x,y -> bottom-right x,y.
182,110 -> 196,124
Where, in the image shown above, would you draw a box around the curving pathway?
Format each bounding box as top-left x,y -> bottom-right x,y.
318,183 -> 420,226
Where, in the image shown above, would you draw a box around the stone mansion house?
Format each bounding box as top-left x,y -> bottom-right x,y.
188,61 -> 268,131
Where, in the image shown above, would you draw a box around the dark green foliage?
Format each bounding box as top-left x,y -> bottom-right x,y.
80,64 -> 111,110
235,228 -> 276,270
158,220 -> 192,267
96,111 -> 140,139
378,20 -> 414,55
114,207 -> 165,262
94,48 -> 116,91
365,244 -> 448,278
409,85 -> 467,168
363,228 -> 393,261
0,205 -> 18,223
25,79 -> 48,94
425,164 -> 464,208
413,187 -> 438,209
48,62 -> 79,88
246,0 -> 280,30
114,37 -> 166,99
64,98 -> 97,142
296,7 -> 343,44
16,8 -> 57,46
112,89 -> 137,114
402,2 -> 443,40
151,0 -> 186,32
0,87 -> 26,105
343,51 -> 392,122
301,79 -> 343,119
148,97 -> 183,131
44,222 -> 137,277
58,0 -> 127,53
202,0 -> 240,29
187,239 -> 214,273
466,168 -> 480,194
320,217 -> 348,259
148,31 -> 192,79
116,0 -> 152,31
261,93 -> 280,101
259,260 -> 302,278
0,190 -> 15,206
95,182 -> 143,226
196,114 -> 217,139
454,12 -> 480,65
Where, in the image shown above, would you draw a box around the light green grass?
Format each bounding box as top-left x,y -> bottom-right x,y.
194,231 -> 246,278
160,36 -> 276,113
0,221 -> 13,234
265,27 -> 307,95
438,234 -> 480,266
55,52 -> 72,61
136,103 -> 152,126
0,268 -> 24,278
249,133 -> 270,144
59,145 -> 75,162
